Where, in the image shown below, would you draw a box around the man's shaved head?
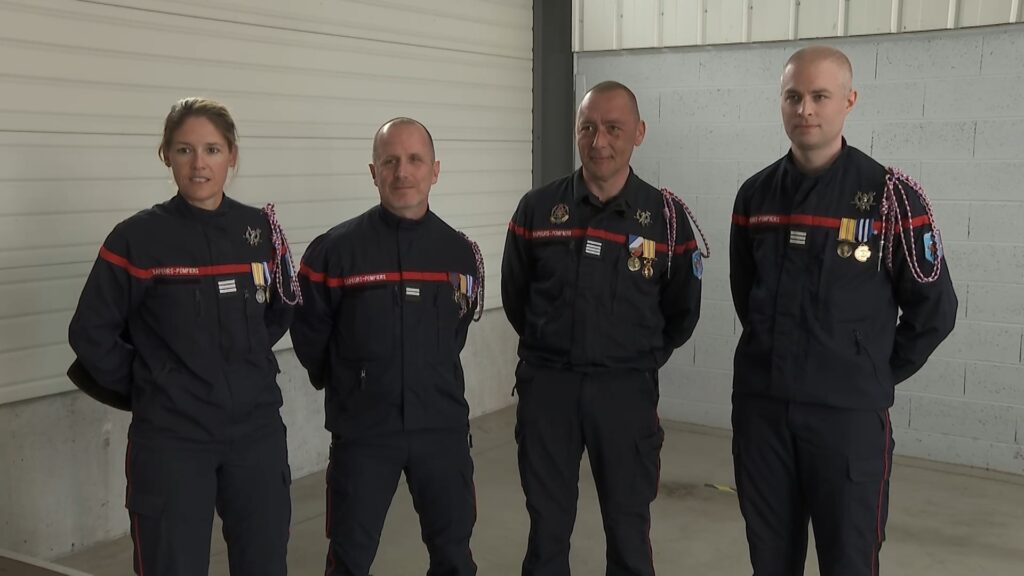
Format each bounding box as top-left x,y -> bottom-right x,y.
780,45 -> 858,172
574,80 -> 646,199
579,81 -> 641,122
373,117 -> 435,163
783,45 -> 854,93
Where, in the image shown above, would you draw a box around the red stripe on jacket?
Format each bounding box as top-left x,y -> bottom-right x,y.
299,265 -> 454,288
99,246 -> 254,279
509,222 -> 697,255
732,213 -> 931,231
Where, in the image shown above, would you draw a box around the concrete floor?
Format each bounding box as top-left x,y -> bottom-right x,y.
60,406 -> 1024,575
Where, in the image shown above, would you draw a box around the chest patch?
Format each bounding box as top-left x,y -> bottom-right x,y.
217,279 -> 237,294
789,228 -> 808,247
584,239 -> 603,258
851,191 -> 876,212
635,209 -> 652,227
550,203 -> 569,224
243,226 -> 262,247
405,284 -> 422,302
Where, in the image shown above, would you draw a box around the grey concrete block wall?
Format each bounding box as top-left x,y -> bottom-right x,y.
578,24 -> 1024,475
0,311 -> 517,560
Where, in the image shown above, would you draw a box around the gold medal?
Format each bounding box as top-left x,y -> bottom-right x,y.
854,243 -> 872,263
453,273 -> 466,304
252,262 -> 269,303
627,235 -> 643,272
837,218 -> 858,259
641,238 -> 656,279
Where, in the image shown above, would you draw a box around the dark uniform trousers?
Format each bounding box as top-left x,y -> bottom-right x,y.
126,425 -> 291,576
325,429 -> 477,576
515,362 -> 664,576
732,395 -> 893,576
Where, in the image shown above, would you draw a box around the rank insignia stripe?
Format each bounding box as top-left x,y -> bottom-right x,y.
405,284 -> 422,301
217,279 -> 237,294
584,239 -> 603,258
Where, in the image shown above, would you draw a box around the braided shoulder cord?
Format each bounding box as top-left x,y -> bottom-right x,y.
879,168 -> 943,283
262,203 -> 303,305
660,188 -> 712,277
458,231 -> 485,321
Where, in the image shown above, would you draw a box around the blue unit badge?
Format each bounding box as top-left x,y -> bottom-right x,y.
923,231 -> 942,264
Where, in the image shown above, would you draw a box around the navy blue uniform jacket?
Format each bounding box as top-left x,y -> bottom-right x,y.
69,194 -> 294,442
502,169 -> 702,372
730,144 -> 958,410
292,206 -> 479,439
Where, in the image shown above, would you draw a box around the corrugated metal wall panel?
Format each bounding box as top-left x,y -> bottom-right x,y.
576,0 -> 1023,49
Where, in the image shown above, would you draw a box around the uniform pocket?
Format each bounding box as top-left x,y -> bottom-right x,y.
331,361 -> 366,404
613,250 -> 661,322
853,329 -> 882,383
243,288 -> 271,355
634,426 -> 665,502
434,285 -> 459,360
512,359 -> 536,398
338,286 -> 396,360
127,490 -> 164,518
848,453 -> 889,546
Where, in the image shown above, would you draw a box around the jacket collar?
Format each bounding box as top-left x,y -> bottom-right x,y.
572,168 -> 640,215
